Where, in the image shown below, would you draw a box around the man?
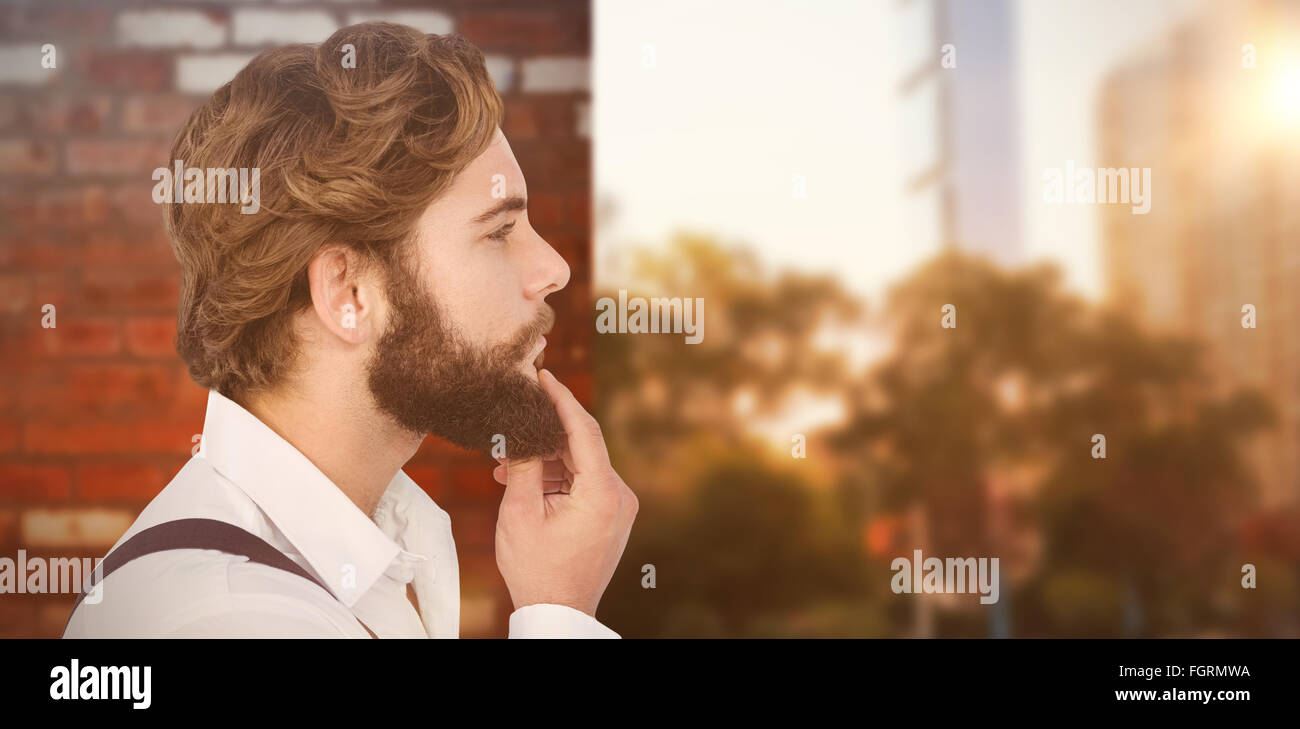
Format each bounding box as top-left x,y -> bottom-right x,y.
63,22 -> 637,638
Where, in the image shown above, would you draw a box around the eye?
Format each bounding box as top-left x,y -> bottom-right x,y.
486,221 -> 516,244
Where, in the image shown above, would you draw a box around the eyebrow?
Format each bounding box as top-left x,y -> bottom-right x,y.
471,195 -> 526,225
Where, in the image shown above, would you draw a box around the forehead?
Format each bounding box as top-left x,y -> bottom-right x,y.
443,130 -> 526,206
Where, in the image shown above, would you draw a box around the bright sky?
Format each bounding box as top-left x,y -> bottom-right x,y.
594,0 -> 1208,303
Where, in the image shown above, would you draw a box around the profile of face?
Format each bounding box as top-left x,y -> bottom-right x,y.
365,128 -> 572,459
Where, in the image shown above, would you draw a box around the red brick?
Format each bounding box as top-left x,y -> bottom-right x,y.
125,316 -> 177,358
0,509 -> 15,544
0,187 -> 110,227
0,377 -> 13,413
76,461 -> 164,502
0,600 -> 36,638
18,317 -> 122,358
450,510 -> 495,548
0,273 -> 69,318
79,50 -> 172,92
167,370 -> 208,413
0,275 -> 32,315
37,601 -> 77,639
23,96 -> 112,134
0,139 -> 56,176
112,184 -> 167,228
4,8 -> 113,37
59,363 -> 177,415
122,95 -> 197,134
451,464 -> 497,501
21,507 -> 134,548
504,96 -> 576,140
527,192 -> 564,230
0,97 -> 15,131
0,464 -> 71,501
543,232 -> 583,261
23,417 -> 201,455
563,371 -> 593,408
30,272 -> 69,307
81,269 -> 179,311
65,140 -> 171,177
458,11 -> 588,54
0,420 -> 17,453
565,192 -> 590,230
512,140 -> 589,187
82,230 -> 174,268
0,237 -> 74,269
84,185 -> 110,223
503,98 -> 539,140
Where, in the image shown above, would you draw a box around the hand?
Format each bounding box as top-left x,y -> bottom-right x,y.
492,369 -> 638,617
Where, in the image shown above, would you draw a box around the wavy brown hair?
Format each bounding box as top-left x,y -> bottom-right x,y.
165,22 -> 504,404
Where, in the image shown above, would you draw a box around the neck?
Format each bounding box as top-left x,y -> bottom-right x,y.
242,380 -> 422,517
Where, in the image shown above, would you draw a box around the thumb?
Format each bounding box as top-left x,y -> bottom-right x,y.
500,457 -> 545,511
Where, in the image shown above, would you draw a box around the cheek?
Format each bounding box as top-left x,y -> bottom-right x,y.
429,252 -> 519,343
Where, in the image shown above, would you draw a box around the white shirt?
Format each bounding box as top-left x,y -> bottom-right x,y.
63,389 -> 618,639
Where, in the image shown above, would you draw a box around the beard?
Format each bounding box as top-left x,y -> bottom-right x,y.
365,259 -> 565,460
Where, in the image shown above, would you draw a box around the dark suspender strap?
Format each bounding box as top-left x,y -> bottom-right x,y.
64,517 -> 378,638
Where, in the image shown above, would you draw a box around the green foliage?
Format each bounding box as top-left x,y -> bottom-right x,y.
595,239 -> 1282,637
599,445 -> 874,637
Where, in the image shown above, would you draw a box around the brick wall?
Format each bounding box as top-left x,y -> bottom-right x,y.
0,0 -> 592,638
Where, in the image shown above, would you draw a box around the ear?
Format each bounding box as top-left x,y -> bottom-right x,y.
306,245 -> 381,345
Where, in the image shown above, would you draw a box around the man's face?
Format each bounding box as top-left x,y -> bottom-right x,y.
366,128 -> 572,459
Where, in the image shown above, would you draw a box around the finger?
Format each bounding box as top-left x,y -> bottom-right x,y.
543,459 -> 571,482
556,444 -> 576,477
537,369 -> 611,475
494,460 -> 568,485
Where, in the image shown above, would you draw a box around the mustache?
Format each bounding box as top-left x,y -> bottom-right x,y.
494,304 -> 555,363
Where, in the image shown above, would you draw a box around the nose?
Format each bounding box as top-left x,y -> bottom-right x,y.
526,227 -> 571,300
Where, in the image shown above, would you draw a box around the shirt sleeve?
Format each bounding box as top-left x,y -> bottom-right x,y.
508,604 -> 621,639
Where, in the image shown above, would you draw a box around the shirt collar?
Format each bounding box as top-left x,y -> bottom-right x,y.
197,389 -> 406,607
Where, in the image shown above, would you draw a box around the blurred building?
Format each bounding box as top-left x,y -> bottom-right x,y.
896,0 -> 1023,265
1100,0 -> 1300,506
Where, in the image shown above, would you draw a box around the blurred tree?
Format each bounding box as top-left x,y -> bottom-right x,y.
599,449 -> 879,636
594,233 -> 874,636
594,232 -> 863,486
831,250 -> 1274,636
593,240 -> 1279,637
